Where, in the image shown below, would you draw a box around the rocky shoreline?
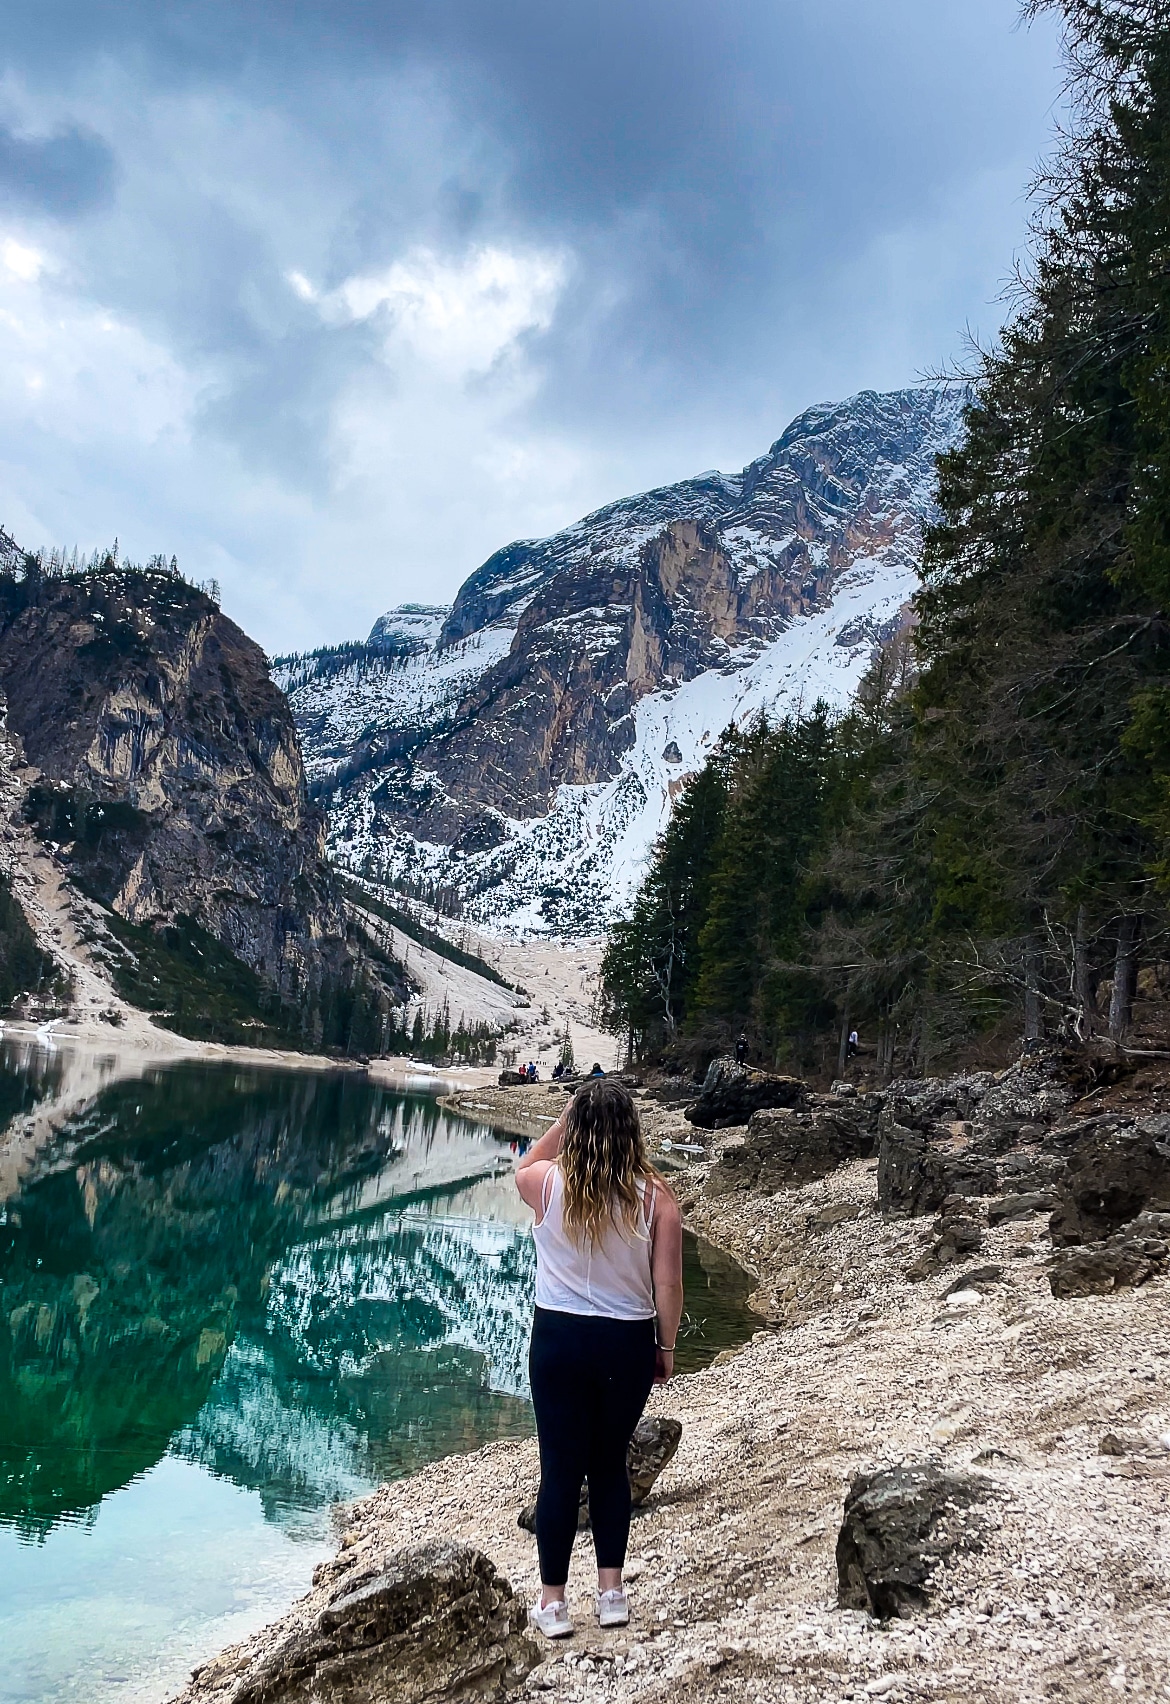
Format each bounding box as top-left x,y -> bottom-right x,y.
170,1051 -> 1170,1704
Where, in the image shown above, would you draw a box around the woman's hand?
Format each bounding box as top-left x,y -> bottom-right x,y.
515,1102 -> 570,1175
653,1346 -> 674,1384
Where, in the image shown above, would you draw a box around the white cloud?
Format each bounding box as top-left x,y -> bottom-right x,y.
286,268 -> 318,303
321,243 -> 569,379
0,264 -> 193,444
2,237 -> 45,282
0,7 -> 1062,655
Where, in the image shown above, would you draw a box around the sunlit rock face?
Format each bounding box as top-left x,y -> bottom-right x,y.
0,564 -> 348,997
276,387 -> 967,933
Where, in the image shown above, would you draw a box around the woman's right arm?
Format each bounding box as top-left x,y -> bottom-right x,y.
514,1100 -> 571,1214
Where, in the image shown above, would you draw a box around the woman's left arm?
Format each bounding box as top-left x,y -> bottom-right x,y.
649,1182 -> 684,1383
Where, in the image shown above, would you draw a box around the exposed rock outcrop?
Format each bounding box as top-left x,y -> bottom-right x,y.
685,1058 -> 808,1130
876,1053 -> 1074,1218
184,1541 -> 536,1703
853,1051 -> 1170,1302
0,561 -> 376,1018
1047,1116 -> 1170,1246
705,1098 -> 879,1195
836,1465 -> 992,1619
877,1125 -> 999,1217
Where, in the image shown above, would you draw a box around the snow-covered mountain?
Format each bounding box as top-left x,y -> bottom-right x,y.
274,387 -> 967,935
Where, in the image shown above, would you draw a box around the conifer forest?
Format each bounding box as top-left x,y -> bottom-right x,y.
601,0 -> 1170,1078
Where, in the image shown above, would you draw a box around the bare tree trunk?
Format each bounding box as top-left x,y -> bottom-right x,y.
1074,905 -> 1096,1041
1024,935 -> 1042,1047
908,1012 -> 924,1077
1108,914 -> 1142,1043
836,1002 -> 851,1078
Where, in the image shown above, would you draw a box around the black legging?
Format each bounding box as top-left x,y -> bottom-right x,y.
528,1306 -> 657,1586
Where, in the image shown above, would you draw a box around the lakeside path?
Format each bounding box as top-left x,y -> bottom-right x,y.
173,1080 -> 1170,1704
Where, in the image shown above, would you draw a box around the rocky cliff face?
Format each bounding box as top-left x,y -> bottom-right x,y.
0,557 -> 353,1003
276,387 -> 968,933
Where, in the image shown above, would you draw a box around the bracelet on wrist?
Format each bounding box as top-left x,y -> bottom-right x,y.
656,1342 -> 675,1353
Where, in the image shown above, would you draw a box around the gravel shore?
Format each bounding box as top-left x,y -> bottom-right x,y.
175,1083 -> 1170,1704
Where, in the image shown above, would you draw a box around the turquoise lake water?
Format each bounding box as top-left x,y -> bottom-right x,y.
0,1045 -> 755,1704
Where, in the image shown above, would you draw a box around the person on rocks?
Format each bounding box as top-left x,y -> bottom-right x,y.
734,1031 -> 749,1065
515,1080 -> 684,1640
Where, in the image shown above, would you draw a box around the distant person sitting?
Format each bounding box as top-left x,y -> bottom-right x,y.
589,1062 -> 605,1077
734,1031 -> 749,1065
552,1061 -> 565,1081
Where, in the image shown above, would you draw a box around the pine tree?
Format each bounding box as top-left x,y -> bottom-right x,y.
600,747 -> 729,1054
691,705 -> 843,1059
916,0 -> 1170,1040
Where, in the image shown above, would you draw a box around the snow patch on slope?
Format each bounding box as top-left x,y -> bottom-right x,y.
279,620 -> 513,786
326,551 -> 915,935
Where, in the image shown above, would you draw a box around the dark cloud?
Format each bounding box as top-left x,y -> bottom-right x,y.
0,1 -> 1064,649
0,125 -> 116,218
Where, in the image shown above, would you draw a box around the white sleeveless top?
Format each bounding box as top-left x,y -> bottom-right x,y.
532,1166 -> 657,1319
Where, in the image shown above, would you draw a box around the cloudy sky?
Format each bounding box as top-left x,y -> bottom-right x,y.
0,1 -> 1062,654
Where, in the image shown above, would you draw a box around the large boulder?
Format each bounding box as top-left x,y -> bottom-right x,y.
836,1465 -> 991,1619
877,1125 -> 999,1218
1049,1212 -> 1170,1298
705,1103 -> 879,1196
685,1058 -> 807,1129
1048,1116 -> 1170,1246
189,1541 -> 537,1703
518,1416 -> 682,1533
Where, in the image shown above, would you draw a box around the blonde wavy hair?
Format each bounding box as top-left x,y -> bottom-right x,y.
559,1080 -> 658,1245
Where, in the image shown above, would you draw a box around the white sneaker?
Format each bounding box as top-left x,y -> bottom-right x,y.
596,1587 -> 629,1628
529,1598 -> 574,1639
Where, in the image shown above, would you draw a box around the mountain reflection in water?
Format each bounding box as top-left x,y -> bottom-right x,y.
0,1060 -> 536,1537
174,1205 -> 538,1521
0,1053 -> 757,1543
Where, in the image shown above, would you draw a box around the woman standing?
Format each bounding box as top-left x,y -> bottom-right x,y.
515,1080 -> 684,1638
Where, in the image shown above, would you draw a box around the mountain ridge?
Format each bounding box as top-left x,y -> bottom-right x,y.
275,386 -> 968,935
0,544 -> 407,1047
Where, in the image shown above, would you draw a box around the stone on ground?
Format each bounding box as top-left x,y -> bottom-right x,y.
193,1540 -> 536,1703
517,1416 -> 682,1533
835,1464 -> 991,1620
